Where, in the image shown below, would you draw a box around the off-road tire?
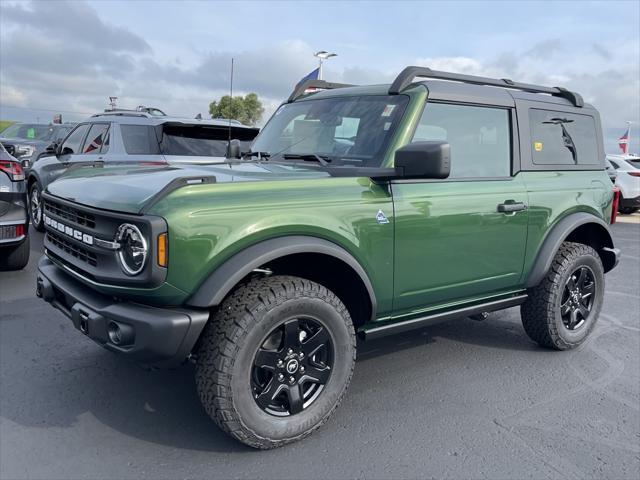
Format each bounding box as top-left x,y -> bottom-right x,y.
29,182 -> 44,232
521,241 -> 604,350
195,275 -> 356,449
0,237 -> 30,271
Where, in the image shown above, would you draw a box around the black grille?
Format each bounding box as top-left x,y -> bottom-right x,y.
47,231 -> 98,267
44,200 -> 96,229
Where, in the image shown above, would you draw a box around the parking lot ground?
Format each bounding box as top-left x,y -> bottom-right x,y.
1,223 -> 639,480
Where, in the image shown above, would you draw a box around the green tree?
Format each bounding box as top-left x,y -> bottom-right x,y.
208,93 -> 265,126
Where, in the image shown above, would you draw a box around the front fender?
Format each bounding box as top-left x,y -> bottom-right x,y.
186,235 -> 377,320
29,155 -> 64,191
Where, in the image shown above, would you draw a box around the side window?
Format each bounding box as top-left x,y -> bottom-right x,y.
412,103 -> 511,178
529,109 -> 598,165
120,125 -> 160,154
609,160 -> 619,169
60,124 -> 90,155
82,124 -> 110,154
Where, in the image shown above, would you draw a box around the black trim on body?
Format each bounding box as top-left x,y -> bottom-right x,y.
139,176 -> 217,214
36,256 -> 209,368
186,235 -> 378,321
287,80 -> 355,103
389,66 -> 584,107
525,212 -> 617,288
363,294 -> 528,340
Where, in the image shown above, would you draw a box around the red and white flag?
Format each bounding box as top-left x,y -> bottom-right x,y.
619,126 -> 630,154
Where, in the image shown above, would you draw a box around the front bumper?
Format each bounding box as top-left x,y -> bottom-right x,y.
36,256 -> 209,368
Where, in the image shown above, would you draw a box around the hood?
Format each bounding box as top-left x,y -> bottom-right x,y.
45,161 -> 329,214
0,137 -> 46,148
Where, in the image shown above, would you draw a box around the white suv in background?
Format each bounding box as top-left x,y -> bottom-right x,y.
606,154 -> 640,214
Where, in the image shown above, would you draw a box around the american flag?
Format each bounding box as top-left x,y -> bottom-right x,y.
618,126 -> 630,154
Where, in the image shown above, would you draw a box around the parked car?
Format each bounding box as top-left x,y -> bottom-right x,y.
0,123 -> 75,171
0,143 -> 29,270
27,113 -> 259,230
36,67 -> 619,449
606,154 -> 640,214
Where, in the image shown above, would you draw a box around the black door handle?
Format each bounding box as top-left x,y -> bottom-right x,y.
497,201 -> 527,213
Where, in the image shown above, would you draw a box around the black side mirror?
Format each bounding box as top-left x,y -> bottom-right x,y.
227,139 -> 242,159
394,141 -> 450,179
45,142 -> 59,155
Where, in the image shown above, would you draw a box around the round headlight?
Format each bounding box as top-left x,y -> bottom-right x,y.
116,223 -> 147,275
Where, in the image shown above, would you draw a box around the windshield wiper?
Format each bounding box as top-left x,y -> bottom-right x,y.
241,151 -> 271,160
282,153 -> 333,166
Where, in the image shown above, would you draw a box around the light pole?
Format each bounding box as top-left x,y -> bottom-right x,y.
314,51 -> 337,80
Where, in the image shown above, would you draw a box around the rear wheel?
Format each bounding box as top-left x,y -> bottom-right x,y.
29,182 -> 44,231
0,237 -> 30,271
195,275 -> 356,449
619,206 -> 638,215
521,242 -> 604,350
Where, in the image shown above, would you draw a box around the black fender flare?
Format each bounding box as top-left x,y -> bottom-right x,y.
525,212 -> 616,288
186,235 -> 378,320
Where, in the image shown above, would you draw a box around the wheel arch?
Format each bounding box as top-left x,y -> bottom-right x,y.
525,212 -> 617,288
186,235 -> 377,326
27,172 -> 40,191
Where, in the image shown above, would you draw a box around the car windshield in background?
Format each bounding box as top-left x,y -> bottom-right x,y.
1,124 -> 55,141
250,94 -> 409,167
120,124 -> 258,157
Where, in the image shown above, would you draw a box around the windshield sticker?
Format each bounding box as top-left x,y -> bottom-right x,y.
383,122 -> 391,131
26,128 -> 36,139
534,141 -> 543,151
381,104 -> 396,117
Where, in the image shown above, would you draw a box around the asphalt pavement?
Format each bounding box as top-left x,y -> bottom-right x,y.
1,223 -> 639,480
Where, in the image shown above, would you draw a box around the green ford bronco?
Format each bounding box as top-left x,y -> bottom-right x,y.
36,67 -> 620,448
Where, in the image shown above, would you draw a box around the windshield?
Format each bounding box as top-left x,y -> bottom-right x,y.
1,123 -> 55,141
251,94 -> 409,167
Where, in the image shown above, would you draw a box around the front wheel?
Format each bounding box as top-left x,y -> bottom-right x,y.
521,242 -> 604,350
195,275 -> 356,449
29,182 -> 44,232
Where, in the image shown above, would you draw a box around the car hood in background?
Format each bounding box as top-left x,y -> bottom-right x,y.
45,161 -> 329,214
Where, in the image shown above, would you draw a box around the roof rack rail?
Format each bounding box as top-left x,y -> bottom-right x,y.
92,111 -> 151,118
287,80 -> 355,103
388,66 -> 584,107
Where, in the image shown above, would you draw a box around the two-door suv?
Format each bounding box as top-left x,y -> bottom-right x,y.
36,67 -> 620,448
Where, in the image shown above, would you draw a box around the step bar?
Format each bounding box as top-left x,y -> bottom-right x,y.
363,294 -> 528,340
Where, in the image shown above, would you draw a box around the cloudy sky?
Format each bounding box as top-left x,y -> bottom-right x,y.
1,0 -> 638,152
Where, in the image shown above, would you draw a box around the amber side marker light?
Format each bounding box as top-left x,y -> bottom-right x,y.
157,233 -> 168,267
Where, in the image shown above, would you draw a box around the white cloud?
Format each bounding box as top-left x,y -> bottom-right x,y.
0,1 -> 637,135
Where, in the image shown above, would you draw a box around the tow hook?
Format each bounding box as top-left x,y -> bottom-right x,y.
78,311 -> 89,335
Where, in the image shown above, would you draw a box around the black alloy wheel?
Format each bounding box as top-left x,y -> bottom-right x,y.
251,317 -> 333,416
560,266 -> 596,331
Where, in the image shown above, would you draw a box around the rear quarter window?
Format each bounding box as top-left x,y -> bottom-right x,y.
120,125 -> 160,155
529,109 -> 598,166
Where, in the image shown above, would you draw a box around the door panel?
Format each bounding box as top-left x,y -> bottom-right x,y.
391,100 -> 528,317
392,177 -> 528,315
